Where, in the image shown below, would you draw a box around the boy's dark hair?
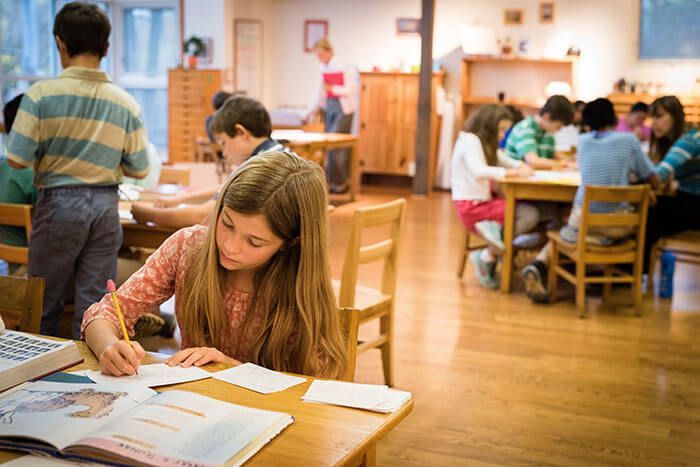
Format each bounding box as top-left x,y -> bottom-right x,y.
212,91 -> 233,111
582,98 -> 617,131
53,2 -> 111,58
574,100 -> 586,111
630,101 -> 649,114
209,96 -> 271,138
540,95 -> 574,125
2,94 -> 24,132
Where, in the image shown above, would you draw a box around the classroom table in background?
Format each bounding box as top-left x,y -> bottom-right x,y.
0,341 -> 413,467
118,185 -> 184,250
500,171 -> 580,293
271,130 -> 360,202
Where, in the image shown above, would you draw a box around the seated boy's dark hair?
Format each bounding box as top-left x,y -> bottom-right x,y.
3,94 -> 24,132
574,100 -> 586,111
212,91 -> 233,111
540,95 -> 574,125
209,96 -> 271,138
582,98 -> 617,131
53,2 -> 111,58
630,101 -> 649,114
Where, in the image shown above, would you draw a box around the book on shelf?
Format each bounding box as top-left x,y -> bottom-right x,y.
0,331 -> 83,393
0,381 -> 293,466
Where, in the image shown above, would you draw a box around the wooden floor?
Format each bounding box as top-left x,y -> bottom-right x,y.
155,168 -> 700,466
329,188 -> 700,467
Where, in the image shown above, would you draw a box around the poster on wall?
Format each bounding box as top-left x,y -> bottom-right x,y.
304,19 -> 328,52
234,19 -> 263,99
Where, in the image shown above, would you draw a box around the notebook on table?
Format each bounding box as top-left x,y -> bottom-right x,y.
0,381 -> 293,466
0,331 -> 83,393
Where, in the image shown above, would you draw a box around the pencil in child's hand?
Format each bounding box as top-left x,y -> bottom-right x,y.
107,279 -> 138,374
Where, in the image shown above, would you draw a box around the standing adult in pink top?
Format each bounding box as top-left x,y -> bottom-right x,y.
307,37 -> 357,194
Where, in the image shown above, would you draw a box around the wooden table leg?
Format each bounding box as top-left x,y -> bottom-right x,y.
349,142 -> 359,202
359,443 -> 376,467
501,185 -> 516,293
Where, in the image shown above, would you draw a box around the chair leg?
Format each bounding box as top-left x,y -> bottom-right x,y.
547,242 -> 558,303
602,265 -> 613,302
576,262 -> 586,319
457,231 -> 469,279
379,312 -> 394,387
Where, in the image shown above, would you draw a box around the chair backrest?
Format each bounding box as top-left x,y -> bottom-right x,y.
195,136 -> 218,162
0,276 -> 44,333
0,203 -> 32,265
159,167 -> 191,186
338,198 -> 406,308
577,185 -> 650,254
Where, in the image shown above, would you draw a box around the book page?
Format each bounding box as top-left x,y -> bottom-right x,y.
83,363 -> 211,387
0,332 -> 73,372
73,390 -> 292,467
0,382 -> 155,451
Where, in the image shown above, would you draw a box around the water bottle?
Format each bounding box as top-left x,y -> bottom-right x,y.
659,251 -> 676,298
0,260 -> 8,276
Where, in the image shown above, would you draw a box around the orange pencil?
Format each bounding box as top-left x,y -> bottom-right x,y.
107,279 -> 138,374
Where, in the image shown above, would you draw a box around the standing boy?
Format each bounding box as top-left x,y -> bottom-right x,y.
6,2 -> 150,337
505,95 -> 574,169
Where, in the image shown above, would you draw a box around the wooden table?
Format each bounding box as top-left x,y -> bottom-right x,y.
119,186 -> 182,250
0,342 -> 412,466
272,130 -> 360,202
500,173 -> 580,293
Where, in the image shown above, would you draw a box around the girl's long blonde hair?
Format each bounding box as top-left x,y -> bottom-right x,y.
178,151 -> 346,378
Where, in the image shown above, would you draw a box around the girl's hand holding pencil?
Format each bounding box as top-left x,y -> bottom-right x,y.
96,280 -> 145,376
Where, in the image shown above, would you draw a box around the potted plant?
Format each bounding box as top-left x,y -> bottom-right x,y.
183,36 -> 206,68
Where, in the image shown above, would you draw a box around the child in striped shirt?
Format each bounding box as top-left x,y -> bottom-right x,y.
522,98 -> 659,303
6,3 -> 150,337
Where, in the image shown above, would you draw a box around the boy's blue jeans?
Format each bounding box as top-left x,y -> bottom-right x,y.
29,185 -> 122,338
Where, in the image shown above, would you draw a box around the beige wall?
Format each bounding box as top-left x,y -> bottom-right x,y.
190,0 -> 700,107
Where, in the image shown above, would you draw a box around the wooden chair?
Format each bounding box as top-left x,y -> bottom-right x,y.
456,229 -> 487,279
0,203 -> 32,265
0,276 -> 44,333
159,167 -> 191,186
335,199 -> 406,386
339,307 -> 360,382
194,136 -> 217,162
547,185 -> 650,318
647,230 -> 700,296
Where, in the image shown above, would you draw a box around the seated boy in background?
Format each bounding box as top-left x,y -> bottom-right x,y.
521,98 -> 660,303
505,95 -> 574,170
0,94 -> 36,273
131,96 -> 282,229
616,101 -> 651,142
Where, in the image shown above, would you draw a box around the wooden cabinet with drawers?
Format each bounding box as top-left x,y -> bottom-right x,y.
358,71 -> 444,181
167,68 -> 222,162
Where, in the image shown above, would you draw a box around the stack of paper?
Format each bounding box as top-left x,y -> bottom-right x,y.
81,363 -> 210,387
302,380 -> 411,413
213,363 -> 306,394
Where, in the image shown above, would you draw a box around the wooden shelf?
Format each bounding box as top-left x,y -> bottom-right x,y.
608,93 -> 700,125
462,96 -> 540,108
463,55 -> 576,65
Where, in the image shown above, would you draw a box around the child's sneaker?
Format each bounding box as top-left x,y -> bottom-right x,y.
474,220 -> 505,253
522,260 -> 550,303
469,250 -> 497,289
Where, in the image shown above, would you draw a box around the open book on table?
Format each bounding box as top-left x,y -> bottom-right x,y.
0,331 -> 83,393
0,381 -> 293,466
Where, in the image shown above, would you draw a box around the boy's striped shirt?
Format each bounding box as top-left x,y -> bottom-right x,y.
655,129 -> 700,195
505,116 -> 555,161
6,67 -> 149,189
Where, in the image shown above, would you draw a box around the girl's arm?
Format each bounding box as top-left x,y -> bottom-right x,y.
155,185 -> 222,207
131,200 -> 215,229
461,135 -> 508,180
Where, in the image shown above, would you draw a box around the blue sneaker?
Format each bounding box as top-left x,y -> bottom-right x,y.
475,220 -> 505,253
469,250 -> 497,289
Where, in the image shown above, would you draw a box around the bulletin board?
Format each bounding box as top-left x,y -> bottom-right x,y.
234,19 -> 263,98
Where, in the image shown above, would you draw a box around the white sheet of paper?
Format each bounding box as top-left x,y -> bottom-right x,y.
302,380 -> 411,413
212,363 -> 306,394
531,170 -> 581,183
84,363 -> 210,387
301,380 -> 388,410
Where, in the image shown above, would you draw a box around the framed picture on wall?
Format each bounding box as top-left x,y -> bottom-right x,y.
396,18 -> 421,36
504,9 -> 524,25
539,2 -> 555,23
304,19 -> 328,52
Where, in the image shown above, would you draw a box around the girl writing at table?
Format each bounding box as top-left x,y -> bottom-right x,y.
451,104 -> 538,288
82,151 -> 346,379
